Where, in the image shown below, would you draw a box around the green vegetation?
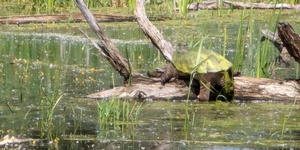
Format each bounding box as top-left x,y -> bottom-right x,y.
97,99 -> 143,133
39,84 -> 63,142
1,0 -> 300,16
0,0 -> 299,149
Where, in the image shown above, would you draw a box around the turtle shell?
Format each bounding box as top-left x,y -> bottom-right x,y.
173,47 -> 232,74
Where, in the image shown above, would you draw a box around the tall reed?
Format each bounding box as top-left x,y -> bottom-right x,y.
177,0 -> 189,15
233,8 -> 246,72
97,98 -> 142,131
184,36 -> 208,133
256,6 -> 282,78
40,84 -> 64,142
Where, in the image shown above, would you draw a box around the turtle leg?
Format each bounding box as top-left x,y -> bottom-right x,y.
197,82 -> 211,101
161,63 -> 178,85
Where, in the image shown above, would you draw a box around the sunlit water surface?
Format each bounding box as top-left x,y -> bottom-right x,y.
0,19 -> 299,149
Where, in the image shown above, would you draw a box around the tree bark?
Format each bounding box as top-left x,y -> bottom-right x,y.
277,22 -> 300,65
134,0 -> 174,62
234,77 -> 300,102
75,0 -> 137,81
261,29 -> 291,66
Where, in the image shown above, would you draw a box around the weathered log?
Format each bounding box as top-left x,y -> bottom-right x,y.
261,29 -> 291,66
0,14 -> 169,25
87,81 -> 198,100
186,1 -> 300,10
234,77 -> 300,102
0,14 -> 135,24
277,22 -> 300,65
223,1 -> 299,9
87,76 -> 300,102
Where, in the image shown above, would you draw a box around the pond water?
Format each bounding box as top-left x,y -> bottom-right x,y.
0,10 -> 300,149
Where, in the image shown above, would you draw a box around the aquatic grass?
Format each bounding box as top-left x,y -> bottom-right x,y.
222,26 -> 227,57
232,6 -> 282,78
128,0 -> 136,12
255,6 -> 282,78
216,0 -> 224,17
97,98 -> 142,131
269,97 -> 298,141
6,101 -> 15,115
296,63 -> 299,78
202,116 -> 206,130
233,8 -> 246,72
280,97 -> 298,140
246,6 -> 255,75
38,64 -> 65,142
177,0 -> 189,15
40,87 -> 64,142
169,103 -> 173,132
184,36 -> 208,132
256,35 -> 277,78
111,72 -> 116,88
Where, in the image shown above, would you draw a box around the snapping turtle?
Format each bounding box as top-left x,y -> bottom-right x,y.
151,47 -> 234,101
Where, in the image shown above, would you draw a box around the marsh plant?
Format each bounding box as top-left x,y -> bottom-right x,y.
97,99 -> 142,131
183,36 -> 208,131
39,70 -> 65,142
269,97 -> 298,141
3,0 -> 300,15
233,7 -> 283,78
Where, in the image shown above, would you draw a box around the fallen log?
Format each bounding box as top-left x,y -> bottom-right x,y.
76,0 -> 300,102
186,1 -> 300,10
87,76 -> 300,102
234,77 -> 300,102
0,13 -> 169,25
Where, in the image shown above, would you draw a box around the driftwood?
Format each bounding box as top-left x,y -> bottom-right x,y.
88,76 -> 300,102
135,0 -> 174,62
186,1 -> 300,10
0,13 -> 169,25
75,0 -> 300,102
261,29 -> 291,66
234,77 -> 300,102
75,0 -> 138,80
0,135 -> 37,146
277,22 -> 300,65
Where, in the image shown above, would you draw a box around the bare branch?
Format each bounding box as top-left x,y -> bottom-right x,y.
134,0 -> 174,62
75,0 -> 137,80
